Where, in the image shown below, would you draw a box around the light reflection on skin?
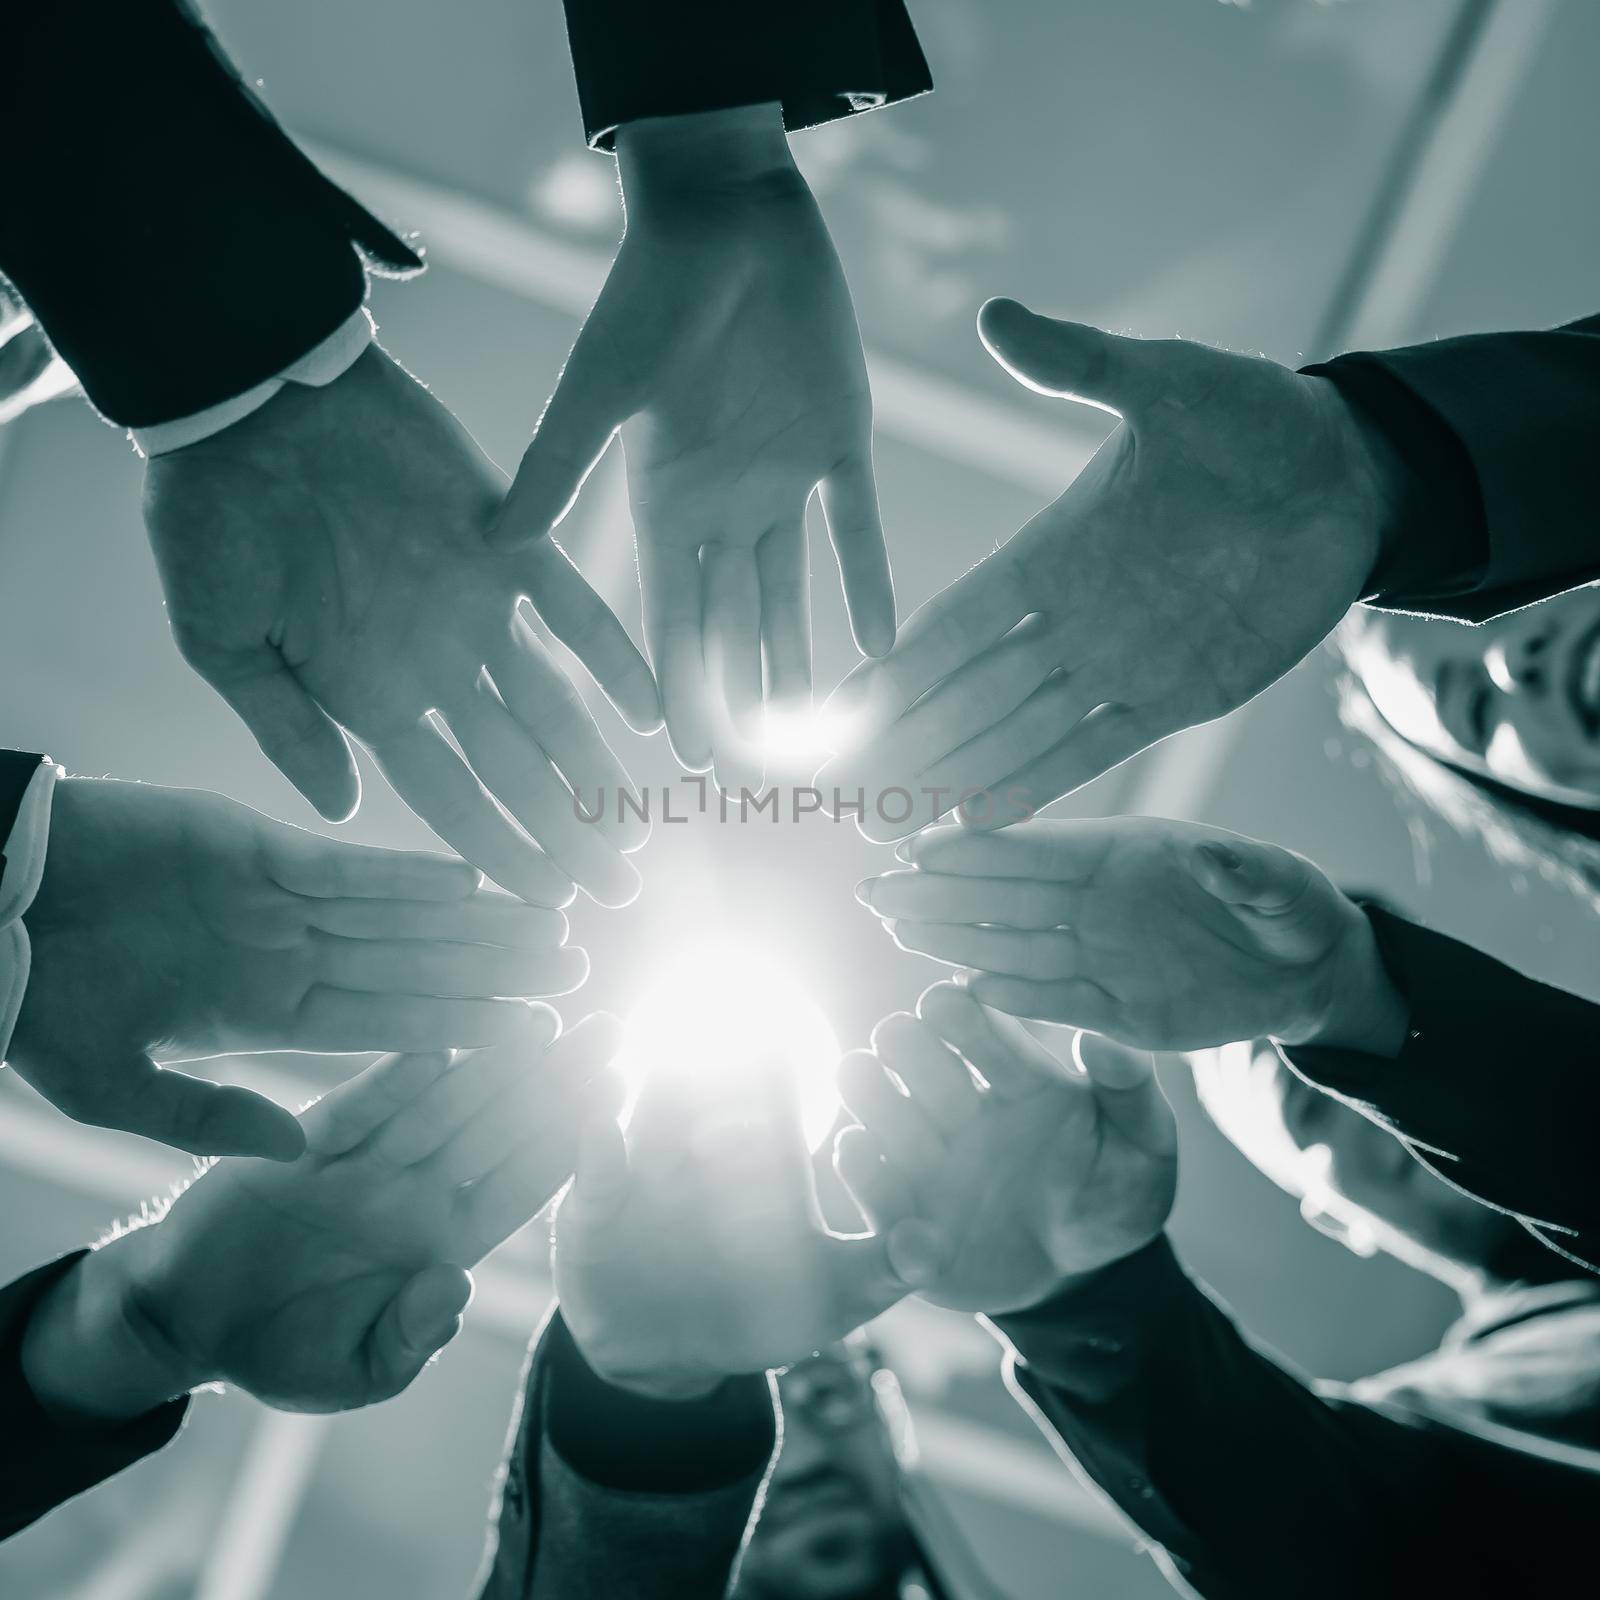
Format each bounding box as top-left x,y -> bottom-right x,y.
1344,588 -> 1600,809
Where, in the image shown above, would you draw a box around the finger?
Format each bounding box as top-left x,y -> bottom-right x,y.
824,550 -> 1029,734
757,513 -> 813,707
1074,1032 -> 1174,1152
369,1024 -> 557,1168
426,1021 -> 624,1186
702,542 -> 765,750
558,1107 -> 631,1234
301,1050 -> 453,1156
832,1124 -> 917,1232
464,1074 -> 627,1252
861,614 -> 1056,786
448,682 -> 640,908
976,300 -> 1167,417
916,982 -> 1074,1098
205,653 -> 360,822
365,1265 -> 475,1399
513,540 -> 661,734
888,671 -> 1102,838
294,991 -> 559,1053
977,704 -> 1159,822
307,893 -> 568,949
906,820 -> 1106,882
90,1057 -> 306,1161
495,612 -> 648,852
858,871 -> 1071,932
307,932 -> 589,1000
868,1012 -> 979,1136
489,322 -> 636,547
1189,834 -> 1317,916
268,834 -> 481,902
835,1050 -> 945,1179
374,718 -> 575,908
967,973 -> 1119,1032
819,454 -> 895,658
638,536 -> 712,771
888,920 -> 1078,985
816,1232 -> 912,1331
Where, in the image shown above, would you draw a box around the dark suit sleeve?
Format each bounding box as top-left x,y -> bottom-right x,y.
989,1238 -> 1594,1599
0,1253 -> 188,1541
1282,907 -> 1600,1272
475,1307 -> 774,1599
0,0 -> 421,428
1309,315 -> 1600,621
560,1 -> 932,150
0,751 -> 48,882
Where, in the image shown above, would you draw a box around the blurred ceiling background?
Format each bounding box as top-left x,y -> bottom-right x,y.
2,2 -> 1596,1596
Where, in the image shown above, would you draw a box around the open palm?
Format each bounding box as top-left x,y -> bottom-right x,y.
835,985 -> 1176,1316
12,776 -> 583,1157
124,1015 -> 621,1413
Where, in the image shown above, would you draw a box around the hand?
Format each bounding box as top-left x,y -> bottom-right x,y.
835,984 -> 1177,1315
491,105 -> 894,786
21,1012 -> 624,1423
144,345 -> 659,908
819,300 -> 1407,840
11,775 -> 588,1159
857,818 -> 1410,1054
553,1046 -> 904,1401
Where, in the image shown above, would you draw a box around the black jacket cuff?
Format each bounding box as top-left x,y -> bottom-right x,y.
0,1252 -> 189,1540
543,1315 -> 775,1495
561,0 -> 932,152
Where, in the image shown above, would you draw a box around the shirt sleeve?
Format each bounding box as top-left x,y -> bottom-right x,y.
1281,905 -> 1600,1273
0,1253 -> 189,1541
475,1308 -> 775,1600
560,0 -> 933,151
1309,315 -> 1600,622
987,1238 -> 1592,1598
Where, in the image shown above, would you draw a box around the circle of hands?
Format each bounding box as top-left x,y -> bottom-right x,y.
16,139 -> 1410,1413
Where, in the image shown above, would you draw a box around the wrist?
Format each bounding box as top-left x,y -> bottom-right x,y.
1308,375 -> 1412,590
20,1233 -> 203,1427
1288,906 -> 1410,1057
616,103 -> 797,199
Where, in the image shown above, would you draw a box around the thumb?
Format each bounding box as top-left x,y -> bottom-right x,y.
103,1059 -> 307,1161
1191,835 -> 1316,916
561,1109 -> 631,1234
1073,1033 -> 1175,1156
884,1218 -> 948,1291
977,299 -> 1162,417
488,323 -> 636,549
367,1265 -> 475,1398
205,651 -> 361,823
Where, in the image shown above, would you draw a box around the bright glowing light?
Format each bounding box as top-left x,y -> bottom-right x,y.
756,704 -> 864,771
619,940 -> 842,1149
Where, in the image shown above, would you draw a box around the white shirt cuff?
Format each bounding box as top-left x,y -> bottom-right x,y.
1,760 -> 62,1065
130,307 -> 375,458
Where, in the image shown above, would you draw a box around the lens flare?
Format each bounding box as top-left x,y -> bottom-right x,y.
619,940 -> 843,1149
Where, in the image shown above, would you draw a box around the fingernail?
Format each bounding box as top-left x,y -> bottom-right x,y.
1197,841 -> 1242,874
894,838 -> 915,864
854,877 -> 877,908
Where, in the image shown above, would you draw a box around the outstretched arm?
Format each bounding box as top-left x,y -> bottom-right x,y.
2,1014 -> 621,1538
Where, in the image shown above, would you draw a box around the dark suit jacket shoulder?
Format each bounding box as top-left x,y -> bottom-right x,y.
0,1252 -> 188,1542
0,1 -> 420,428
